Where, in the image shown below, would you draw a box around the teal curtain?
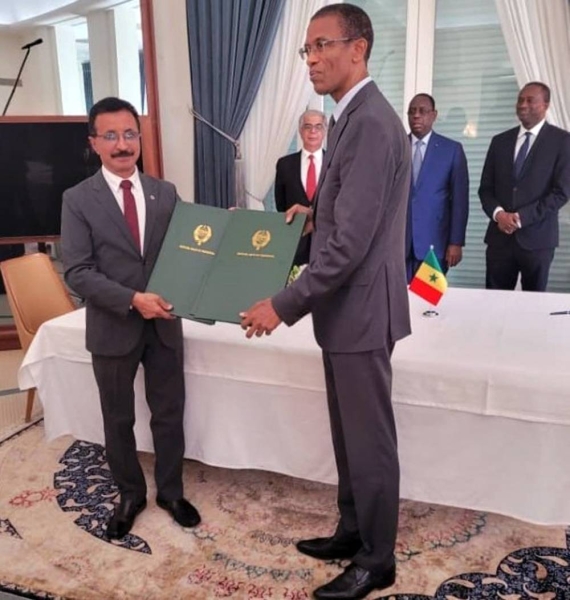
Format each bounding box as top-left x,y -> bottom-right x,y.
187,0 -> 285,207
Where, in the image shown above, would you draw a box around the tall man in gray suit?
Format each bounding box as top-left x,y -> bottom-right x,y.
241,5 -> 411,599
61,97 -> 200,540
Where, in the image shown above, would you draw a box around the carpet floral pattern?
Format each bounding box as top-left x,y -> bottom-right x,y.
0,424 -> 568,599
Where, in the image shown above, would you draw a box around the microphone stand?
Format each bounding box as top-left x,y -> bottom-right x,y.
2,47 -> 32,116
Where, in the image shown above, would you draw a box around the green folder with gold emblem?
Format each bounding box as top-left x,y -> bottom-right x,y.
146,203 -> 231,323
146,202 -> 304,324
191,209 -> 304,323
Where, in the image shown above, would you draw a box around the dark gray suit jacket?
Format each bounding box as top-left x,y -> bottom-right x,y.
61,169 -> 182,357
273,82 -> 411,353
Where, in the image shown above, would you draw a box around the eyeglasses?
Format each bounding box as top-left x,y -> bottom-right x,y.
298,38 -> 355,60
92,130 -> 141,142
407,108 -> 434,116
301,123 -> 325,132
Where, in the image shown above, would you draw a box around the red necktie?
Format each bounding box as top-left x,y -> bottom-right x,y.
120,180 -> 141,252
306,154 -> 317,202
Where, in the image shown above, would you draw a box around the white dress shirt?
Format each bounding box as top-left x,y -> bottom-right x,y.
102,165 -> 146,251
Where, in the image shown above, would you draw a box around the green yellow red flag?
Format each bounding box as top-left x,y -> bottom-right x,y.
409,248 -> 447,305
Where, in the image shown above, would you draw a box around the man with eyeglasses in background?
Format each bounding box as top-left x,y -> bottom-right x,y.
275,109 -> 327,265
61,96 -> 201,541
240,4 -> 410,598
406,93 -> 469,282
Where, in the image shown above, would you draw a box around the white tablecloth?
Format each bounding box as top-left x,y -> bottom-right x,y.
18,288 -> 570,524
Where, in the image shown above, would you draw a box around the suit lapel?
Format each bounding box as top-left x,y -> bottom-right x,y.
313,82 -> 374,218
292,151 -> 309,203
505,128 -> 519,182
140,174 -> 159,258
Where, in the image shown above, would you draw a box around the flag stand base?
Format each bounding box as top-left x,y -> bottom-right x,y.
422,309 -> 439,318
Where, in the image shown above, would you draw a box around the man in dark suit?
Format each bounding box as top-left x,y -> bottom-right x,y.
479,81 -> 570,291
61,97 -> 200,539
240,4 -> 410,598
275,110 -> 327,265
406,93 -> 469,282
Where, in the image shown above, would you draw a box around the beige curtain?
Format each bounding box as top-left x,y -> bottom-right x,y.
495,0 -> 570,129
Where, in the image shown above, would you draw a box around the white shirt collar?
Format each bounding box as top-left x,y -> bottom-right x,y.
332,76 -> 372,123
411,131 -> 433,147
518,118 -> 546,138
101,165 -> 141,194
301,147 -> 323,160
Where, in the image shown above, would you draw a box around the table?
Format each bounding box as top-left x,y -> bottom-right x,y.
18,288 -> 570,525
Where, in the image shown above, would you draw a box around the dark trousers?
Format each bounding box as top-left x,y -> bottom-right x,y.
92,320 -> 185,501
322,345 -> 399,573
485,241 -> 554,292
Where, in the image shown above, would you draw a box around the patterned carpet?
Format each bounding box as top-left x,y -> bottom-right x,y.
0,423 -> 568,599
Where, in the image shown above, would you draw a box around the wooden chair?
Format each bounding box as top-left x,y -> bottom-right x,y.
0,253 -> 76,422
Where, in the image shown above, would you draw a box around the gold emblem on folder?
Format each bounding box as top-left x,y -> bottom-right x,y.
193,224 -> 212,246
252,230 -> 271,251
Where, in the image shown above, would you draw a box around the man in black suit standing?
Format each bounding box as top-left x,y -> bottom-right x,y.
479,82 -> 570,291
275,110 -> 326,265
61,97 -> 200,539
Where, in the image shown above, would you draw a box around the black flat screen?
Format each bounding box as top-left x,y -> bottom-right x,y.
0,122 -> 101,237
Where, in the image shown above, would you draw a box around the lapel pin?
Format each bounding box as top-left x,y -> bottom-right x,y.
150,195 -> 156,200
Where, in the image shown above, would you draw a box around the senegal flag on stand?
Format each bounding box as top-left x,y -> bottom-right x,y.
409,248 -> 448,305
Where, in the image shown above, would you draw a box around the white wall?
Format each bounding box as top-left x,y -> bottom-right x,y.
0,32 -> 25,113
53,23 -> 86,114
1,0 -> 195,199
0,28 -> 59,114
152,0 -> 194,203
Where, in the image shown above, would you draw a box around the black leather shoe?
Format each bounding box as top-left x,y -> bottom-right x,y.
296,535 -> 362,560
156,497 -> 201,528
106,497 -> 147,539
313,563 -> 396,599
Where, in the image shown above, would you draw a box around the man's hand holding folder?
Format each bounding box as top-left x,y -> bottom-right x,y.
240,204 -> 309,338
147,202 -> 305,325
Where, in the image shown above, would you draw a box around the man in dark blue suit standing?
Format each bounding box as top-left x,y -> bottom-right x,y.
406,93 -> 469,282
479,82 -> 570,291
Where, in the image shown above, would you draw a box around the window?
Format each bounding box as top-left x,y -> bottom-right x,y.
266,0 -> 406,211
432,0 -> 519,288
263,0 -> 570,291
73,21 -> 92,113
433,0 -> 570,292
323,0 -> 407,118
